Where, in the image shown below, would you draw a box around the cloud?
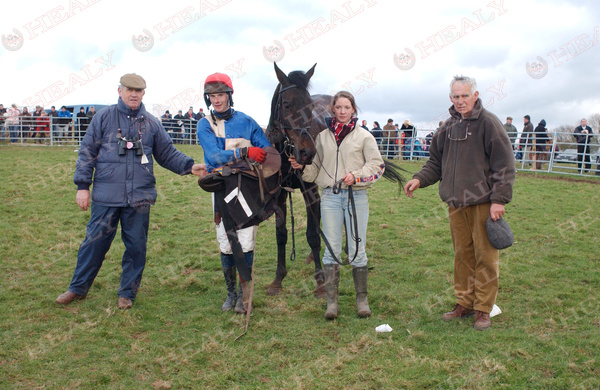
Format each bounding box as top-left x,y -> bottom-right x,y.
1,0 -> 599,131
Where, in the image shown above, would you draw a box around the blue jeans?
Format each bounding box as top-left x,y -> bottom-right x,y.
68,204 -> 150,300
320,188 -> 369,267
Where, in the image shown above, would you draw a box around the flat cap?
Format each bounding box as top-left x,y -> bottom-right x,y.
120,73 -> 146,89
486,216 -> 514,250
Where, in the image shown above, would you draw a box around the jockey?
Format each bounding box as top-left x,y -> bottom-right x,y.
196,72 -> 271,314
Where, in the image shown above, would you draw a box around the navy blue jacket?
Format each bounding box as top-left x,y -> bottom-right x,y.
74,98 -> 194,207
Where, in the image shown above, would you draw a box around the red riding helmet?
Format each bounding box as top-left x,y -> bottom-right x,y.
204,73 -> 234,109
204,73 -> 233,94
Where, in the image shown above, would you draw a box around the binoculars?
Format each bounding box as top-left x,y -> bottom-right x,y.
118,138 -> 143,156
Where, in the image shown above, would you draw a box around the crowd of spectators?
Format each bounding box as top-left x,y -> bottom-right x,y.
1,103 -> 597,173
365,117 -> 434,160
0,103 -> 206,145
161,107 -> 205,144
0,103 -> 99,144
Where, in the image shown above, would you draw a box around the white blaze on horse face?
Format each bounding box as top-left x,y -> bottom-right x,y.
332,97 -> 355,124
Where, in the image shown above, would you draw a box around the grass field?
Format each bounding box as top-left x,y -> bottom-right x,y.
1,145 -> 599,389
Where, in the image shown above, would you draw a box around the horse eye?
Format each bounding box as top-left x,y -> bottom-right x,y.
283,102 -> 291,110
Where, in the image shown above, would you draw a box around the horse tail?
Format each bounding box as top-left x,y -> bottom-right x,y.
382,159 -> 408,194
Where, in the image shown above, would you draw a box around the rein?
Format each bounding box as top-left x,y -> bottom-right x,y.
297,173 -> 360,266
271,84 -> 315,161
271,83 -> 360,266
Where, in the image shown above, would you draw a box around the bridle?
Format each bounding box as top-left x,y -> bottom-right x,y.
270,83 -> 316,161
270,83 -> 360,266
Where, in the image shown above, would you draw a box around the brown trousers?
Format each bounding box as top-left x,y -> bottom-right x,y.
448,203 -> 499,313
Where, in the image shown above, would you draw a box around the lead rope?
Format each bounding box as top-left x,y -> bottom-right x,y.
288,190 -> 296,262
296,171 -> 360,266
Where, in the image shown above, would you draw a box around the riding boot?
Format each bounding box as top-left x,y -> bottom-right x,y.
324,264 -> 339,320
352,266 -> 371,318
221,267 -> 237,311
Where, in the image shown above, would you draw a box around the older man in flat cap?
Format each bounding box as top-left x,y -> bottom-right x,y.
56,73 -> 206,309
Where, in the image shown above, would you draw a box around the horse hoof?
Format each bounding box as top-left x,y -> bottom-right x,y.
267,282 -> 282,296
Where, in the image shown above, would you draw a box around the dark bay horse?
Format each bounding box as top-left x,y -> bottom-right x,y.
265,63 -> 405,297
265,62 -> 327,298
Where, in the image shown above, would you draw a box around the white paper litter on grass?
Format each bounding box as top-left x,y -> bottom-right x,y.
375,324 -> 393,332
490,304 -> 502,318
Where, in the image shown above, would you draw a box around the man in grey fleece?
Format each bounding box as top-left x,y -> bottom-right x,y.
404,75 -> 515,330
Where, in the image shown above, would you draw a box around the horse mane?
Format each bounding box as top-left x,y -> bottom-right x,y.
287,71 -> 311,91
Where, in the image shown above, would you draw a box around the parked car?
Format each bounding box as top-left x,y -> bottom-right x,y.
554,149 -> 578,164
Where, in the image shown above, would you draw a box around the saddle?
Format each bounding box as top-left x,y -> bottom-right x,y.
199,146 -> 282,229
198,146 -> 281,194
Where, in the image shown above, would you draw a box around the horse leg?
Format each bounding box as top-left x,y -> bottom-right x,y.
267,191 -> 288,296
303,183 -> 325,299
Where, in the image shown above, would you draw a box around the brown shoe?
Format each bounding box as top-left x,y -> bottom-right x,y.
117,297 -> 133,310
474,311 -> 491,330
442,303 -> 474,321
55,291 -> 86,305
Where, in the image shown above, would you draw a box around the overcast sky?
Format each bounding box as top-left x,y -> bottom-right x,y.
2,0 -> 599,132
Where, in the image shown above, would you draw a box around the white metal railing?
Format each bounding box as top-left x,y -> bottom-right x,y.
509,131 -> 599,176
0,116 -> 203,146
3,120 -> 599,177
371,130 -> 600,177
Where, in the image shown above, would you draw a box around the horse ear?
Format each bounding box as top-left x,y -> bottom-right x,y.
305,63 -> 317,81
274,62 -> 289,86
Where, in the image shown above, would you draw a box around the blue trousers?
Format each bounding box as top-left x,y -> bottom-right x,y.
321,188 -> 369,267
68,204 -> 150,300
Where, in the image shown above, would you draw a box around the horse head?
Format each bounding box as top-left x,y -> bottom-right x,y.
267,62 -> 318,165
